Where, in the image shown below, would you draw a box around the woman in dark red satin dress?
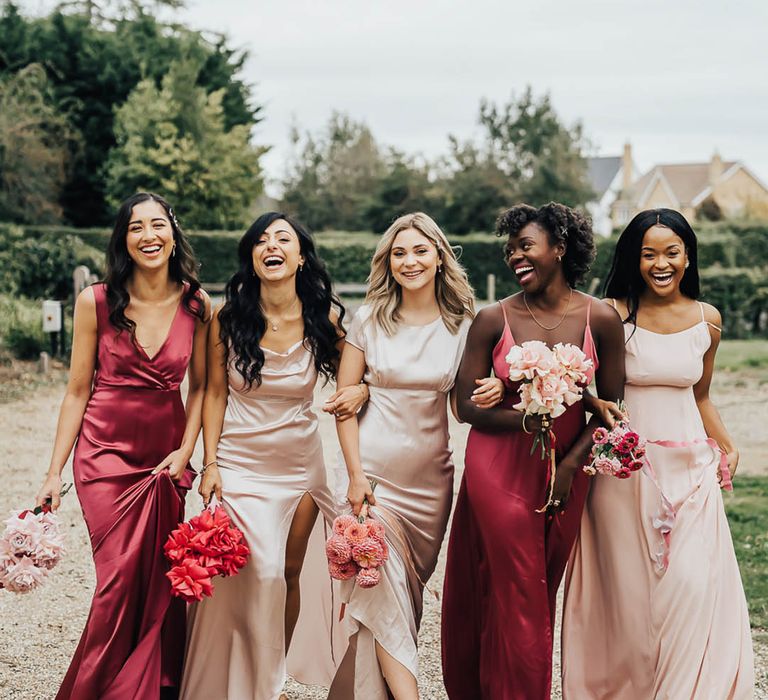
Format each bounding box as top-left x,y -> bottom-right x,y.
441,203 -> 625,699
35,192 -> 210,700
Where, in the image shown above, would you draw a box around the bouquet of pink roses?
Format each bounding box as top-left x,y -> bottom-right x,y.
506,340 -> 593,511
584,402 -> 646,479
164,503 -> 250,603
0,488 -> 70,594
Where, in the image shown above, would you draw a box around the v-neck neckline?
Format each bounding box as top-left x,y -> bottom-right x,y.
133,296 -> 184,362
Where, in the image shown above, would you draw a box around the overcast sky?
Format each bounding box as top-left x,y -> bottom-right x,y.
21,0 -> 768,194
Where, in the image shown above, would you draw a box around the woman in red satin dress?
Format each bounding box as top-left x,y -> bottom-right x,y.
35,192 -> 210,700
441,203 -> 625,699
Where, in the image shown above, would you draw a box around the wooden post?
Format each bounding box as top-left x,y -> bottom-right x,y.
486,273 -> 496,303
39,351 -> 50,375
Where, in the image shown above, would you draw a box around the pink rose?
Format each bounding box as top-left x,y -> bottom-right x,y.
343,521 -> 370,545
164,524 -> 193,564
352,537 -> 386,568
562,374 -> 583,406
553,342 -> 593,384
1,555 -> 47,593
594,456 -> 620,476
333,514 -> 358,536
506,341 -> 554,382
325,534 -> 352,564
3,513 -> 44,556
529,374 -> 569,418
328,560 -> 358,581
166,558 -> 214,602
356,567 -> 381,588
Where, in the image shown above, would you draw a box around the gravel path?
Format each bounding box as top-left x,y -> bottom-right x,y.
1,375 -> 766,698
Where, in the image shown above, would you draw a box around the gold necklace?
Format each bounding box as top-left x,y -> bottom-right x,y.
523,288 -> 574,331
264,298 -> 300,332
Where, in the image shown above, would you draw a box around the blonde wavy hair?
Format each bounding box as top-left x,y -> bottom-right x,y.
364,212 -> 475,335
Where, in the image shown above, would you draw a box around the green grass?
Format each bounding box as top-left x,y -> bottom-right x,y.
716,339 -> 768,372
725,475 -> 768,628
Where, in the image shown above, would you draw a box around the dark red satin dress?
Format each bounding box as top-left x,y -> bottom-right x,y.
441,302 -> 598,700
56,283 -> 196,700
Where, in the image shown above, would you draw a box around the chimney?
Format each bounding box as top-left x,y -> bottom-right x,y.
709,151 -> 723,186
622,142 -> 633,194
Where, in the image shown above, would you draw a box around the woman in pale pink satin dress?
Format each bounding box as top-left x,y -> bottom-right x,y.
562,209 -> 754,698
180,213 -> 365,700
35,192 -> 210,700
329,212 -> 503,699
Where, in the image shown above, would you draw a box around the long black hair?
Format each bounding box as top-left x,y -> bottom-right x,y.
496,202 -> 595,287
603,208 -> 700,325
218,212 -> 345,388
104,192 -> 204,335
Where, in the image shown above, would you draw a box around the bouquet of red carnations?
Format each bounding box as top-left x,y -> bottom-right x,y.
325,508 -> 389,589
0,496 -> 68,594
584,403 -> 646,479
164,504 -> 250,602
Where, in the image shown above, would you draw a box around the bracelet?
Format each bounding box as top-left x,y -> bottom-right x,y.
522,413 -> 532,434
201,459 -> 218,474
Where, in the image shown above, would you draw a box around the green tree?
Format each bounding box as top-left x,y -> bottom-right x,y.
0,64 -> 77,223
105,59 -> 263,228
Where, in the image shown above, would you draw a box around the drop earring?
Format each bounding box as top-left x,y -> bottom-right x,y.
171,243 -> 176,258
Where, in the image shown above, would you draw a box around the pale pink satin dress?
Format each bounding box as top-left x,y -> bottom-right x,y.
328,305 -> 470,698
562,304 -> 754,699
180,341 -> 341,700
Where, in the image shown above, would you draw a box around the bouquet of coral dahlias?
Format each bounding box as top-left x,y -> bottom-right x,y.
506,340 -> 593,511
584,403 -> 646,479
0,498 -> 67,594
164,503 -> 250,603
325,512 -> 389,590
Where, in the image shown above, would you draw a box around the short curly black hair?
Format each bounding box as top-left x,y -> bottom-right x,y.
496,202 -> 595,287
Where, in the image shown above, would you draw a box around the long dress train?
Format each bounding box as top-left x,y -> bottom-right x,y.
441,300 -> 598,699
328,305 -> 469,698
561,304 -> 754,698
180,341 -> 341,700
57,282 -> 196,700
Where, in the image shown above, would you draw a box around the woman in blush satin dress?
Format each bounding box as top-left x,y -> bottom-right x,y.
328,212 -> 504,700
562,209 -> 754,699
180,213 -> 364,700
35,192 -> 210,700
441,203 -> 626,700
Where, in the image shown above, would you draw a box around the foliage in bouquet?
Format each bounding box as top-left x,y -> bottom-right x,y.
164,505 -> 250,603
0,498 -> 68,594
584,403 -> 646,479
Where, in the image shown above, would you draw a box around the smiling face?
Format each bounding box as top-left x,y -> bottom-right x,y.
251,219 -> 304,282
125,200 -> 175,271
505,222 -> 565,293
389,227 -> 440,292
639,225 -> 688,298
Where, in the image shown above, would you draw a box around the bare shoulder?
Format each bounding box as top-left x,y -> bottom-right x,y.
76,284 -> 97,310
699,301 -> 722,328
586,294 -> 621,325
196,288 -> 213,321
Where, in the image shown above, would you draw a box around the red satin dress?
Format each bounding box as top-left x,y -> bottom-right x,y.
441,301 -> 598,699
56,283 -> 196,700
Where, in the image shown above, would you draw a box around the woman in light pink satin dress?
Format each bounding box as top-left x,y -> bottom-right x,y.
180,213 -> 363,700
562,209 -> 754,699
329,213 -> 503,699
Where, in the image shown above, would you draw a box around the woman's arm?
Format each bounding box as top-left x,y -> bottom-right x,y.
693,304 -> 738,478
198,306 -> 228,505
35,287 -> 98,509
323,312 -> 370,421
454,305 -> 540,433
153,291 -> 211,480
551,300 -> 626,506
335,343 -> 375,516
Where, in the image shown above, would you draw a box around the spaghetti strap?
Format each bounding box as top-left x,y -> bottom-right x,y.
698,301 -> 722,332
586,298 -> 593,325
698,301 -> 706,322
498,300 -> 509,326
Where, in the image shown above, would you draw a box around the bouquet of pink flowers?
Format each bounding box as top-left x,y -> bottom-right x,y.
325,513 -> 389,588
506,341 -> 593,511
0,497 -> 68,594
584,403 -> 646,479
164,504 -> 250,602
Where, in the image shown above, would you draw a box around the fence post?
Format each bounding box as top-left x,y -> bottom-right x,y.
486,273 -> 496,303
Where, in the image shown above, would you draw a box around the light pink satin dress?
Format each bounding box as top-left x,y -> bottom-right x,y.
562,304 -> 754,699
328,305 -> 470,698
180,341 -> 341,700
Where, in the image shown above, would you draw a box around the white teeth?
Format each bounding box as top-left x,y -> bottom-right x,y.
140,245 -> 162,253
516,266 -> 533,275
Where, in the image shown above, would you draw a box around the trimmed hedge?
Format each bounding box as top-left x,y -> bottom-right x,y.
1,222 -> 767,338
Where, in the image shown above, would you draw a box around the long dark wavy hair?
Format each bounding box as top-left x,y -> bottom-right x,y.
218,212 -> 345,388
603,208 -> 700,326
104,192 -> 204,334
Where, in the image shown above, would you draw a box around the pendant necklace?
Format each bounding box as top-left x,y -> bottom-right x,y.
523,288 -> 574,331
264,298 -> 299,332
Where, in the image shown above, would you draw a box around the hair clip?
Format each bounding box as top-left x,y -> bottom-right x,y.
656,213 -> 661,225
168,207 -> 180,229
561,227 -> 568,239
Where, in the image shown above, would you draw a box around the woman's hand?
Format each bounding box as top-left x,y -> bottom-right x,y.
198,464 -> 223,506
471,377 -> 505,409
549,459 -> 578,512
152,448 -> 191,481
35,473 -> 63,510
719,447 -> 739,484
586,396 -> 625,429
347,473 -> 376,517
324,384 -> 369,422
